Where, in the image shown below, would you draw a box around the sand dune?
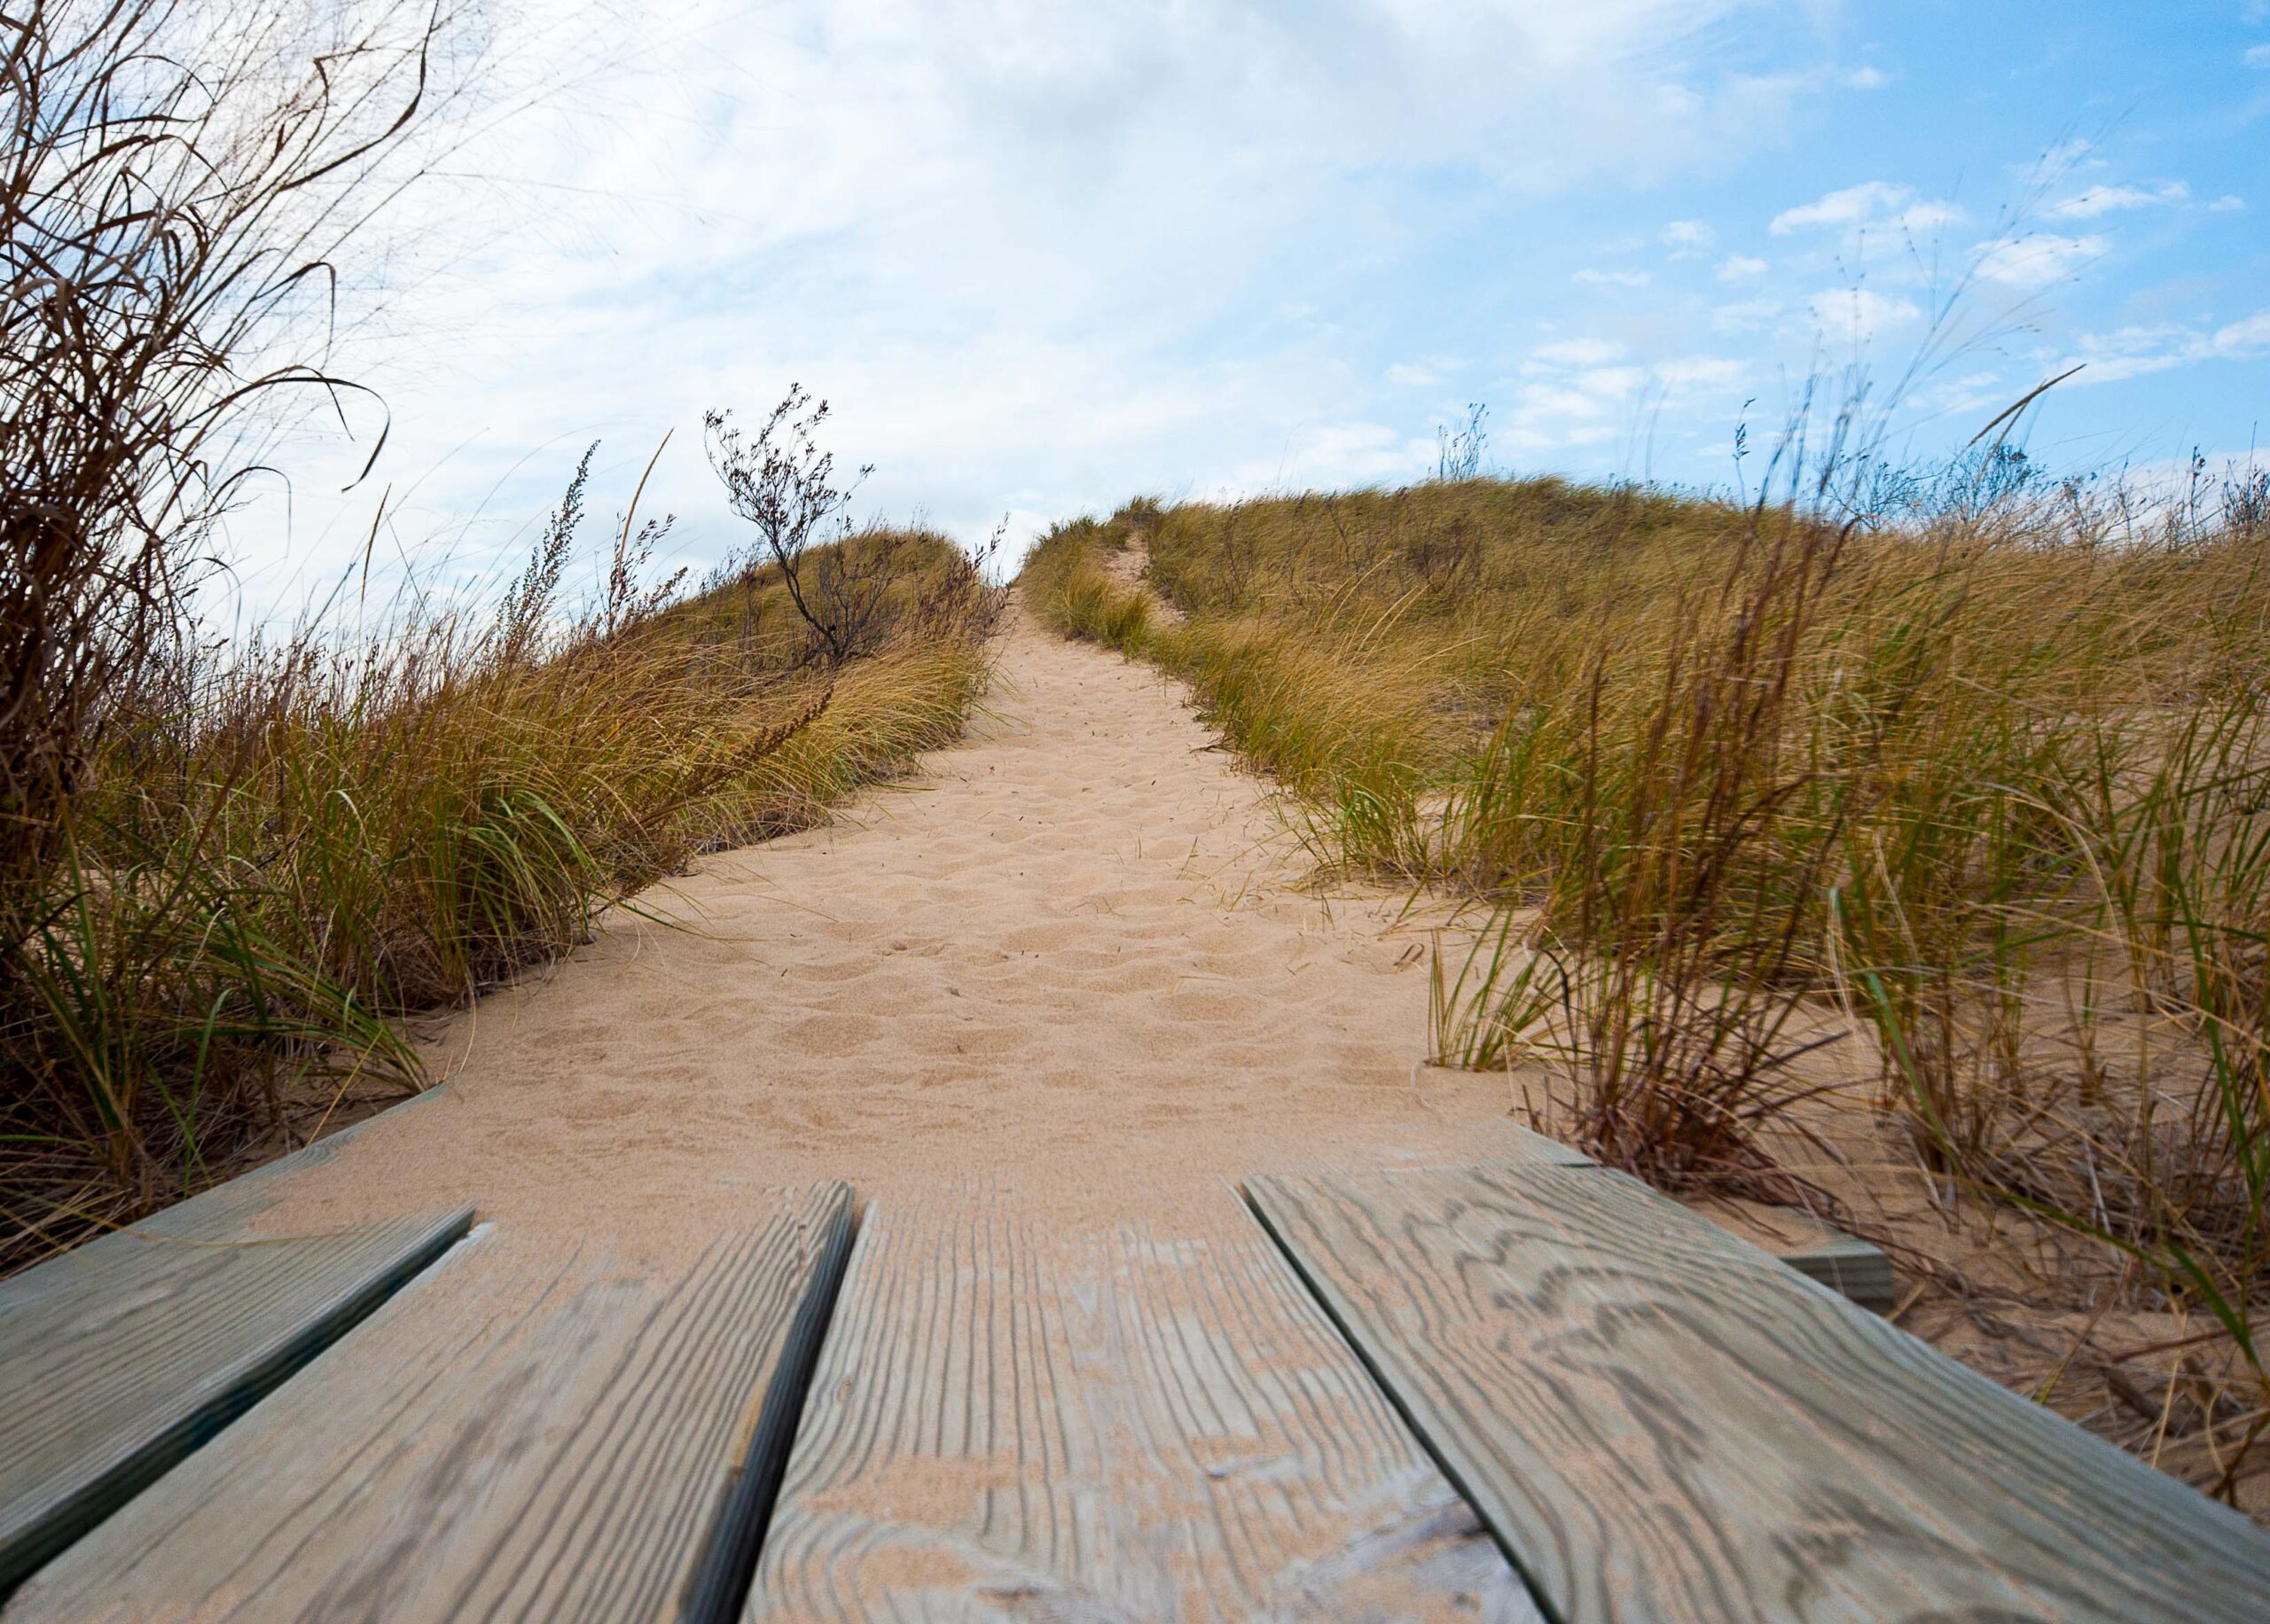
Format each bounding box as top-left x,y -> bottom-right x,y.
268,602 -> 1535,1258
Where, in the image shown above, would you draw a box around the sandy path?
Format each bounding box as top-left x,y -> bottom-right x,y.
8,603 -> 1546,1620
270,604 -> 1533,1259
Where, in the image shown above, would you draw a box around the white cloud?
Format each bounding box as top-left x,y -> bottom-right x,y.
1226,420 -> 1433,490
2215,312 -> 2270,352
1513,383 -> 1609,423
1661,219 -> 1714,249
1712,297 -> 1782,332
1913,370 -> 2006,417
1807,286 -> 1923,340
1388,363 -> 1442,386
2210,195 -> 2249,212
1716,253 -> 1768,281
1656,355 -> 1747,390
1770,180 -> 1961,237
214,0 -> 1826,589
2056,310 -> 2270,383
1843,65 -> 1889,90
1532,338 -> 1628,365
1773,180 -> 1904,233
1973,232 -> 2107,288
2245,43 -> 2270,66
1503,334 -> 1748,449
2066,329 -> 2194,384
1573,269 -> 1651,287
1573,364 -> 1650,397
2017,137 -> 2103,198
2049,181 -> 2187,218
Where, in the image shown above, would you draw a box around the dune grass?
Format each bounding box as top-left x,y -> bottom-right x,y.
2,503 -> 1000,1274
0,0 -> 1018,1275
1025,464 -> 2270,1497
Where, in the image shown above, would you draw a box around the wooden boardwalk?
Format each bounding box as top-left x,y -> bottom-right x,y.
7,1187 -> 850,1622
1249,1162 -> 2270,1623
747,1190 -> 1533,1621
0,1128 -> 472,1597
6,1147 -> 2270,1621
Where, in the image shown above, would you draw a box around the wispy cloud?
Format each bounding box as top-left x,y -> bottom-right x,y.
1573,269 -> 1651,287
1500,340 -> 1747,454
1712,297 -> 1782,332
1770,179 -> 1962,237
1807,286 -> 1924,340
2049,181 -> 2187,218
1974,232 -> 2107,288
1530,338 -> 1629,366
2061,310 -> 2270,382
2029,137 -> 2099,180
1227,420 -> 1432,489
1716,253 -> 1768,281
1912,370 -> 2007,418
2215,312 -> 2270,350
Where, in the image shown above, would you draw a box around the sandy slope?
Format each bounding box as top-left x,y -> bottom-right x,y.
2,602 -> 1554,1620
269,603 -> 1535,1255
67,598 -> 2263,1582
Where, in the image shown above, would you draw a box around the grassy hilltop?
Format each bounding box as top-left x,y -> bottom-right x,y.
4,503 -> 998,1272
1027,467 -> 2270,1501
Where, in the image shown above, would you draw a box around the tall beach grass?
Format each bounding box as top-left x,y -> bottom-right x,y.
1025,452 -> 2270,1500
3,498 -> 1000,1273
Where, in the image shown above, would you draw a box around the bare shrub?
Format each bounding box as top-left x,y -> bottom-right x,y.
705,387 -> 883,666
0,6 -> 1001,1271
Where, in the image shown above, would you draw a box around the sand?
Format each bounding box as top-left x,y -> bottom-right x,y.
252,596 -> 2266,1514
265,601 -> 1538,1259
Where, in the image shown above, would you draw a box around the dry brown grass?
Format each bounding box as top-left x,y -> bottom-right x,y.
1024,460 -> 2270,1508
1,0 -> 1006,1273
2,508 -> 1000,1275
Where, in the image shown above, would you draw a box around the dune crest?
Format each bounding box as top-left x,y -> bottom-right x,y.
270,602 -> 1532,1254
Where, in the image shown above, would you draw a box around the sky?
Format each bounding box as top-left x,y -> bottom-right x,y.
229,0 -> 2270,609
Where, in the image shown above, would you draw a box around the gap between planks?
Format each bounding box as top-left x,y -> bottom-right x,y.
1248,1162 -> 2270,1624
6,1183 -> 854,1623
0,1145 -> 473,1598
746,1183 -> 1544,1622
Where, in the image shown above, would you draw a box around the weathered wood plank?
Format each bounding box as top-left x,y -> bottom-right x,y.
0,1150 -> 471,1596
1766,1216 -> 1897,1315
1248,1163 -> 2270,1624
5,1183 -> 853,1622
1382,1126 -> 1597,1168
746,1187 -> 1542,1622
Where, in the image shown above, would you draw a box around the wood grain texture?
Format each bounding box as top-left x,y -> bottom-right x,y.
0,1149 -> 469,1595
745,1187 -> 1542,1623
1498,1126 -> 1597,1166
1249,1163 -> 2270,1624
1767,1220 -> 1896,1316
6,1183 -> 852,1624
1416,1125 -> 1595,1167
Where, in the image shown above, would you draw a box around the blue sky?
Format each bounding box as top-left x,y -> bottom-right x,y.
235,1 -> 2270,603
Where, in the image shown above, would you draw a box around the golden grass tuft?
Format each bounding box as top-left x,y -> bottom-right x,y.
2,522 -> 1000,1273
1026,468 -> 2270,1504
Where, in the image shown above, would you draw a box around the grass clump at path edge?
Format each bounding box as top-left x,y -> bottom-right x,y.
1023,461 -> 2270,1508
3,480 -> 1000,1276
